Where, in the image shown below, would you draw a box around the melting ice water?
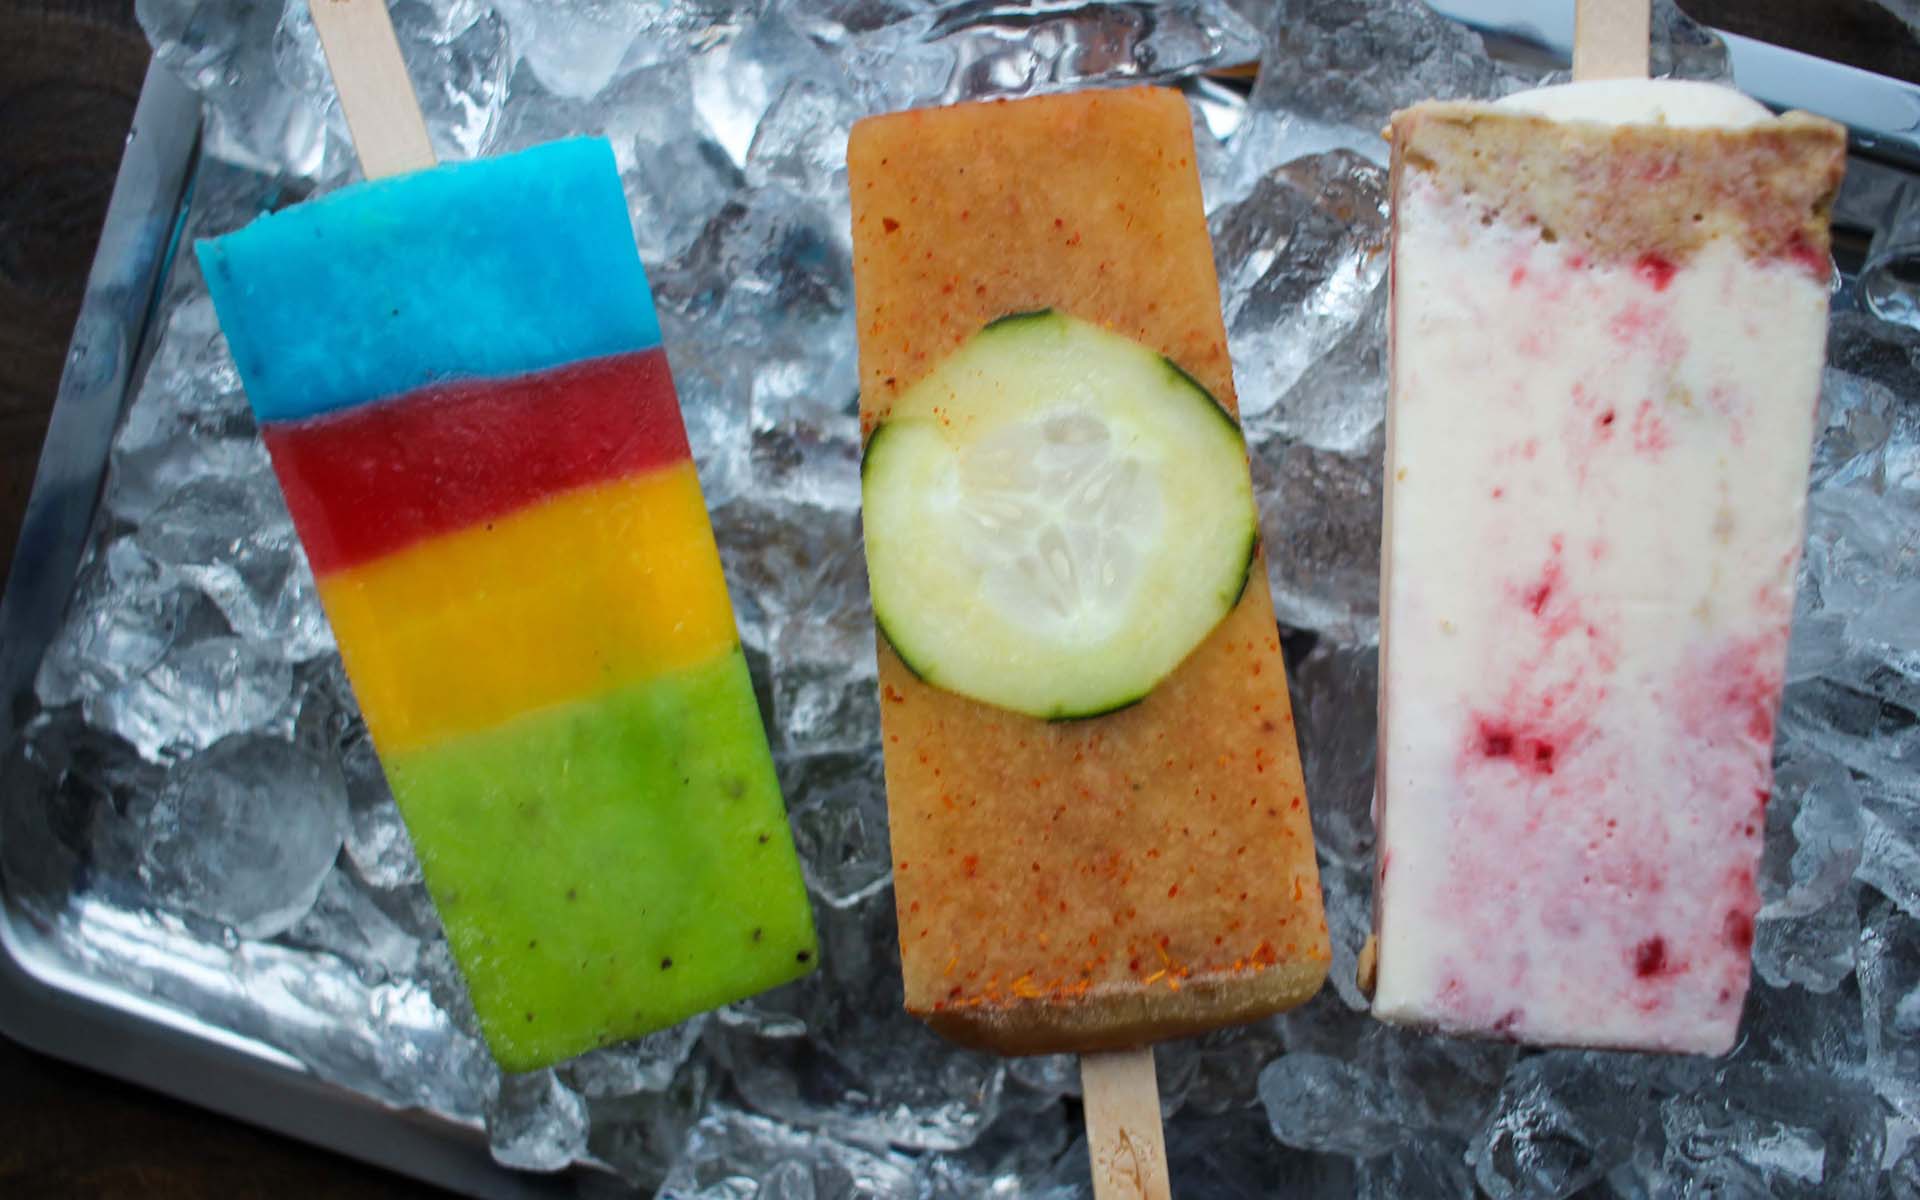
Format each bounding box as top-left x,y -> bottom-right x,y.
3,0 -> 1917,1192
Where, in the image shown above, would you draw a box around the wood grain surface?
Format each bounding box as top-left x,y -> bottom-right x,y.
0,0 -> 1912,1196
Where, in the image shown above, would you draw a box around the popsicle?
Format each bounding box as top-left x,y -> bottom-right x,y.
849,88 -> 1331,1056
1371,61 -> 1845,1051
196,7 -> 815,1074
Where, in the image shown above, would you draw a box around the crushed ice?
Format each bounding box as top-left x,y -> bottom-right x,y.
3,0 -> 1917,1192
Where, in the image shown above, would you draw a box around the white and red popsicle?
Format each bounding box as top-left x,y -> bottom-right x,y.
1371,79 -> 1846,1053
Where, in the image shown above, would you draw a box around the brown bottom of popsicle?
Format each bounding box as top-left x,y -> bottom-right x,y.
883,551 -> 1331,1057
923,954 -> 1332,1056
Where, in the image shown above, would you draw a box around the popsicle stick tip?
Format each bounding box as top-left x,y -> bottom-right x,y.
306,0 -> 437,179
1356,934 -> 1379,999
1573,0 -> 1650,81
1082,1048 -> 1173,1200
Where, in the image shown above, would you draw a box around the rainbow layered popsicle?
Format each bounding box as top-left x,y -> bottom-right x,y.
198,138 -> 816,1071
1372,82 -> 1845,1052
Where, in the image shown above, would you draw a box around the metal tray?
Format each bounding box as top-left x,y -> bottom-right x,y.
4,34 -> 1916,1200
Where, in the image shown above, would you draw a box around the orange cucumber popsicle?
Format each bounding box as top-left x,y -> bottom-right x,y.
850,87 -> 1331,1055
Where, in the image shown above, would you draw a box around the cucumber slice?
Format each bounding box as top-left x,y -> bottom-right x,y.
862,310 -> 1257,720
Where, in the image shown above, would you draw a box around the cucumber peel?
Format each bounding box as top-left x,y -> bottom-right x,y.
862,310 -> 1257,720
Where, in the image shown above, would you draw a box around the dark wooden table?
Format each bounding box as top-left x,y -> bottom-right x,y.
0,0 -> 1913,1194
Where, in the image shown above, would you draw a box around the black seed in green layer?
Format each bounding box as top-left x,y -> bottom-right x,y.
983,307 -> 1057,333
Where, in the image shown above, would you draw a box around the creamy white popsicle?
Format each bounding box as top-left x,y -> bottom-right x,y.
1372,80 -> 1846,1053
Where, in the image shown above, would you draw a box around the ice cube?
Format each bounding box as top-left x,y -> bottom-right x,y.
1211,152 -> 1387,445
1738,976 -> 1869,1078
911,1103 -> 1080,1199
0,713 -> 155,917
338,729 -> 425,890
1862,792 -> 1920,921
1008,1053 -> 1082,1103
493,60 -> 738,266
1289,639 -> 1378,869
1258,1051 -> 1403,1158
1377,1028 -> 1515,1137
1654,1065 -> 1884,1197
389,0 -> 512,161
137,0 -> 338,179
559,1017 -> 707,1098
1158,1022 -> 1285,1117
771,538 -> 880,755
1754,750 -> 1866,992
488,1068 -> 590,1172
36,538 -> 196,709
1468,1052 -> 1651,1199
1315,859 -> 1376,1012
1243,0 -> 1513,139
488,0 -> 659,98
1251,430 -> 1383,641
89,637 -> 294,760
1860,900 -> 1920,1120
1355,1140 -> 1476,1200
714,501 -> 861,658
779,749 -> 892,907
658,1104 -> 919,1197
137,732 -> 349,939
1894,1138 -> 1920,1200
282,869 -> 422,981
133,474 -> 332,661
746,78 -> 861,204
708,891 -> 1006,1151
690,12 -> 841,169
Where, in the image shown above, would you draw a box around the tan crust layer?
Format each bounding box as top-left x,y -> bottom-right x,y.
1389,102 -> 1846,270
849,87 -> 1330,1057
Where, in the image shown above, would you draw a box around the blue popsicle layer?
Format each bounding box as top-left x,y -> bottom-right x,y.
197,137 -> 661,423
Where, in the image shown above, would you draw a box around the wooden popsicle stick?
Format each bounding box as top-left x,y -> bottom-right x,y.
307,0 -> 436,178
1572,0 -> 1651,81
1082,1048 -> 1173,1200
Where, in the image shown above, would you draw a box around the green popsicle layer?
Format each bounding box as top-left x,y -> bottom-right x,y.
384,646 -> 817,1071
